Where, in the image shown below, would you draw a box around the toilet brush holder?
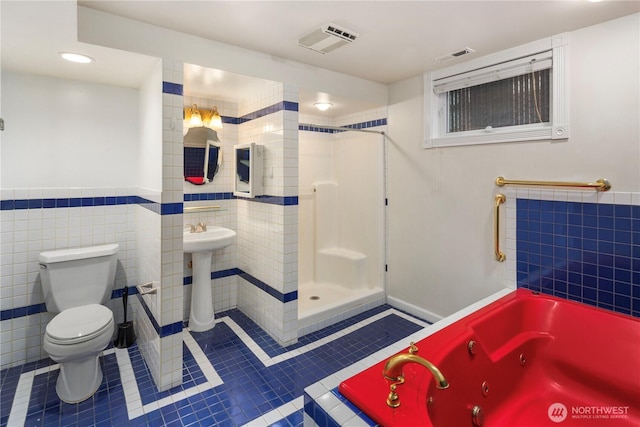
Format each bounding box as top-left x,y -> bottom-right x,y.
114,286 -> 136,348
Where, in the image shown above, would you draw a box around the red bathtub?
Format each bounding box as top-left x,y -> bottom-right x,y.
339,289 -> 640,426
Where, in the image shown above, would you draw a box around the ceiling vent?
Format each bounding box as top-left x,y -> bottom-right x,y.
434,47 -> 475,63
299,23 -> 359,54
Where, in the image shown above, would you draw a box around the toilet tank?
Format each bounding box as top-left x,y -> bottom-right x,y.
39,244 -> 119,313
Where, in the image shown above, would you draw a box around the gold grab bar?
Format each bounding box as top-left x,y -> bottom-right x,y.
495,176 -> 611,192
494,194 -> 506,262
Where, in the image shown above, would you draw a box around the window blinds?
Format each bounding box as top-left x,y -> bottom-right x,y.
433,51 -> 552,94
447,69 -> 550,132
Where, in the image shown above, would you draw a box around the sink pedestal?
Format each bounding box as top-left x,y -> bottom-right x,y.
183,226 -> 236,333
189,251 -> 216,332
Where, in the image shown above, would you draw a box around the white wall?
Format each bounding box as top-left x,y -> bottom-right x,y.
1,72 -> 139,189
138,60 -> 163,192
386,14 -> 640,320
0,72 -> 141,368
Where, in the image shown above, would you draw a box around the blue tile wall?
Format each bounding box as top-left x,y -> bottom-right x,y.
516,199 -> 640,317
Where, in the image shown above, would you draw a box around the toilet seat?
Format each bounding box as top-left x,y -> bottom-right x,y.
46,304 -> 113,345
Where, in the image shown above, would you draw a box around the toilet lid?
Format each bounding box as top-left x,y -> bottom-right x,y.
46,304 -> 113,344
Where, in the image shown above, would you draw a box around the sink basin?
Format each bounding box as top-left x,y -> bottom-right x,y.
183,226 -> 236,253
183,225 -> 236,332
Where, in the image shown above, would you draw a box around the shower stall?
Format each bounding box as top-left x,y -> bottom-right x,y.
298,123 -> 386,335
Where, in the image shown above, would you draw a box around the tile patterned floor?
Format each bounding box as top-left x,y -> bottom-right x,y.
1,305 -> 428,427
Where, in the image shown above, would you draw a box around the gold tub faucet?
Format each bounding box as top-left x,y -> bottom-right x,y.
383,353 -> 449,389
382,345 -> 449,408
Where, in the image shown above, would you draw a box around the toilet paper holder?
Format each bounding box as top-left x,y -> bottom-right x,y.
136,281 -> 158,295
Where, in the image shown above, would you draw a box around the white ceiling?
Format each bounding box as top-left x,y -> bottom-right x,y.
2,1 -> 639,116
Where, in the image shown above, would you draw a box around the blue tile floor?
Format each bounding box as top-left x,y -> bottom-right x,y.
1,305 -> 427,426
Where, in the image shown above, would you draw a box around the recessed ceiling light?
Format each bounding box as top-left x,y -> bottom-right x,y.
59,52 -> 94,64
314,102 -> 333,111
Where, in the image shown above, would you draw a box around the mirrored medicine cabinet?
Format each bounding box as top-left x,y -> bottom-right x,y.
233,143 -> 264,198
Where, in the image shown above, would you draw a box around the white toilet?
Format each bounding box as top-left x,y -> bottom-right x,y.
39,243 -> 119,404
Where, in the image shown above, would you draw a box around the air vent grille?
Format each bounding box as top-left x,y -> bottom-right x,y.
325,25 -> 357,42
434,47 -> 475,63
299,23 -> 359,54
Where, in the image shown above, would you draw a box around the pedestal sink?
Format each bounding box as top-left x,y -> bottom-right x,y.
184,226 -> 236,332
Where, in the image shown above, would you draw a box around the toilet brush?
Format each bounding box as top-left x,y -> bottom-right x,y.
114,286 -> 136,348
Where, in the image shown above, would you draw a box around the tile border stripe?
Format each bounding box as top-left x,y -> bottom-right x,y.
162,82 -> 183,96
136,294 -> 184,338
184,192 -> 235,202
0,193 -> 302,210
236,101 -> 298,123
0,195 -> 183,215
1,287 -> 137,322
299,118 -> 387,133
3,268 -> 292,323
237,270 -> 298,303
184,192 -> 298,206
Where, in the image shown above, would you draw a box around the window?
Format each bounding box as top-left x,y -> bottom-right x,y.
424,34 -> 569,148
447,68 -> 550,133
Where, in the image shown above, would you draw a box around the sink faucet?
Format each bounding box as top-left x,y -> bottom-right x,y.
383,350 -> 449,407
187,223 -> 208,233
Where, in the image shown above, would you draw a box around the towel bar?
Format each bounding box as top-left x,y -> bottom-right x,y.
496,176 -> 610,192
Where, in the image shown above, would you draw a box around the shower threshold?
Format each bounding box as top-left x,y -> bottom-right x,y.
297,283 -> 384,336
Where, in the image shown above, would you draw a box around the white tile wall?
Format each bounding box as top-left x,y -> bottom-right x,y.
162,91 -> 186,205
236,277 -> 297,346
130,57 -> 185,391
237,201 -> 287,292
154,58 -> 185,390
0,187 -> 137,369
159,332 -> 184,391
232,79 -> 300,346
160,214 -> 183,327
136,202 -> 161,322
133,296 -> 160,386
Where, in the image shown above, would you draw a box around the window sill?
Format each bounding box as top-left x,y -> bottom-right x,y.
424,124 -> 568,148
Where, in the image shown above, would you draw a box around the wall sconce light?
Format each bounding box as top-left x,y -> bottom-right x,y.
184,104 -> 223,129
186,104 -> 203,127
207,106 -> 223,130
314,102 -> 333,111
